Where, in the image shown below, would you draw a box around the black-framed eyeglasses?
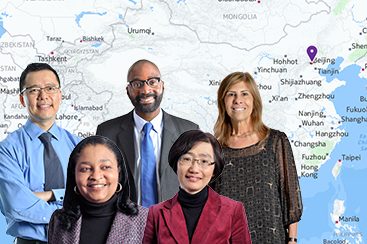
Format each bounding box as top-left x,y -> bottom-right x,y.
128,77 -> 161,90
21,86 -> 60,95
178,154 -> 215,169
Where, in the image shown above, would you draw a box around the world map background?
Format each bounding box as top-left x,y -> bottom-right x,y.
0,0 -> 366,243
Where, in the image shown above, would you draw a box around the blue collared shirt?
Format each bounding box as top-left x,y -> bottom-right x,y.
0,119 -> 81,241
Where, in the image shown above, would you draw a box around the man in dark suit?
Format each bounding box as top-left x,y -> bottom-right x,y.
96,59 -> 199,206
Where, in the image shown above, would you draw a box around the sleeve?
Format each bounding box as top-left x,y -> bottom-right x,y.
96,123 -> 113,138
194,123 -> 200,130
95,124 -> 103,135
0,144 -> 60,224
95,123 -> 118,143
230,202 -> 252,244
52,189 -> 66,202
275,132 -> 303,226
142,207 -> 157,244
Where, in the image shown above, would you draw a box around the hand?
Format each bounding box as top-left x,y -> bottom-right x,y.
33,191 -> 55,202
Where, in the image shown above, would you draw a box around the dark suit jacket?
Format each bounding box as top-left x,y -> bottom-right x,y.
48,206 -> 148,244
143,187 -> 252,244
96,110 -> 199,203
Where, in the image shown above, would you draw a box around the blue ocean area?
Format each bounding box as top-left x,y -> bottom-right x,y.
323,57 -> 344,82
0,17 -> 5,38
91,42 -> 102,47
75,11 -> 107,27
299,57 -> 367,242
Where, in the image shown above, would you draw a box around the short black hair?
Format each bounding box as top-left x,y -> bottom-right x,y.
55,136 -> 138,230
168,130 -> 224,182
19,63 -> 61,93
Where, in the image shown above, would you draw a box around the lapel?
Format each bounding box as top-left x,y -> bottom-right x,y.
65,214 -> 123,244
159,111 -> 178,175
116,111 -> 136,175
191,188 -> 221,243
106,212 -> 125,243
66,216 -> 82,243
162,194 -> 190,244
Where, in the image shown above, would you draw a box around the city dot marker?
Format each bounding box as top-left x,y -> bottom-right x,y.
307,45 -> 318,62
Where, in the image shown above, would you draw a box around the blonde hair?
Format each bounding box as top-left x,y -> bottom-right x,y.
214,72 -> 268,145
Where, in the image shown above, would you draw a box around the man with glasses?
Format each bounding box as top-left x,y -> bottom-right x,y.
96,59 -> 199,207
0,63 -> 80,243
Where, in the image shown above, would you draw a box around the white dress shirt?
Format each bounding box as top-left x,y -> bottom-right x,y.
133,109 -> 163,205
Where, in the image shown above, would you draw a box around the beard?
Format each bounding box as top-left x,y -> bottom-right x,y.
129,91 -> 163,114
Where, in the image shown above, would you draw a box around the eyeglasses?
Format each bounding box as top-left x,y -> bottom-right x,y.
178,154 -> 215,169
128,77 -> 161,90
21,86 -> 60,95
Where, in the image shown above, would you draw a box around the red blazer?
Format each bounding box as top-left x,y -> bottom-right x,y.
143,187 -> 252,244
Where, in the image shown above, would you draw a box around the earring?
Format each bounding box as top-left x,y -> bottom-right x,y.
74,186 -> 80,195
116,183 -> 122,193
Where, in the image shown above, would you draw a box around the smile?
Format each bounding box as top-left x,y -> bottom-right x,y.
232,107 -> 245,111
185,175 -> 202,182
38,104 -> 51,108
139,97 -> 155,104
87,183 -> 107,188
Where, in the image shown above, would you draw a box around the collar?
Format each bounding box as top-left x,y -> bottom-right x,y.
80,194 -> 118,217
178,186 -> 208,208
23,119 -> 61,141
133,109 -> 163,134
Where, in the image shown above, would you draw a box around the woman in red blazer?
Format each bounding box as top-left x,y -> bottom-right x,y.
143,130 -> 252,244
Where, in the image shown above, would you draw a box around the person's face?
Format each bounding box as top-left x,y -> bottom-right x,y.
19,70 -> 62,130
177,142 -> 215,194
126,62 -> 164,116
75,144 -> 120,204
224,81 -> 254,124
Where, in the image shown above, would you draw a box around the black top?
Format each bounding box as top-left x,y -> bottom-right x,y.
212,129 -> 303,244
178,186 -> 208,241
79,194 -> 117,244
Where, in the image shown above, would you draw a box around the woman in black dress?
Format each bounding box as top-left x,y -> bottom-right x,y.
213,71 -> 303,244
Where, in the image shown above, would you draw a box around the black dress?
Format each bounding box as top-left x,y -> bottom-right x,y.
212,129 -> 303,244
